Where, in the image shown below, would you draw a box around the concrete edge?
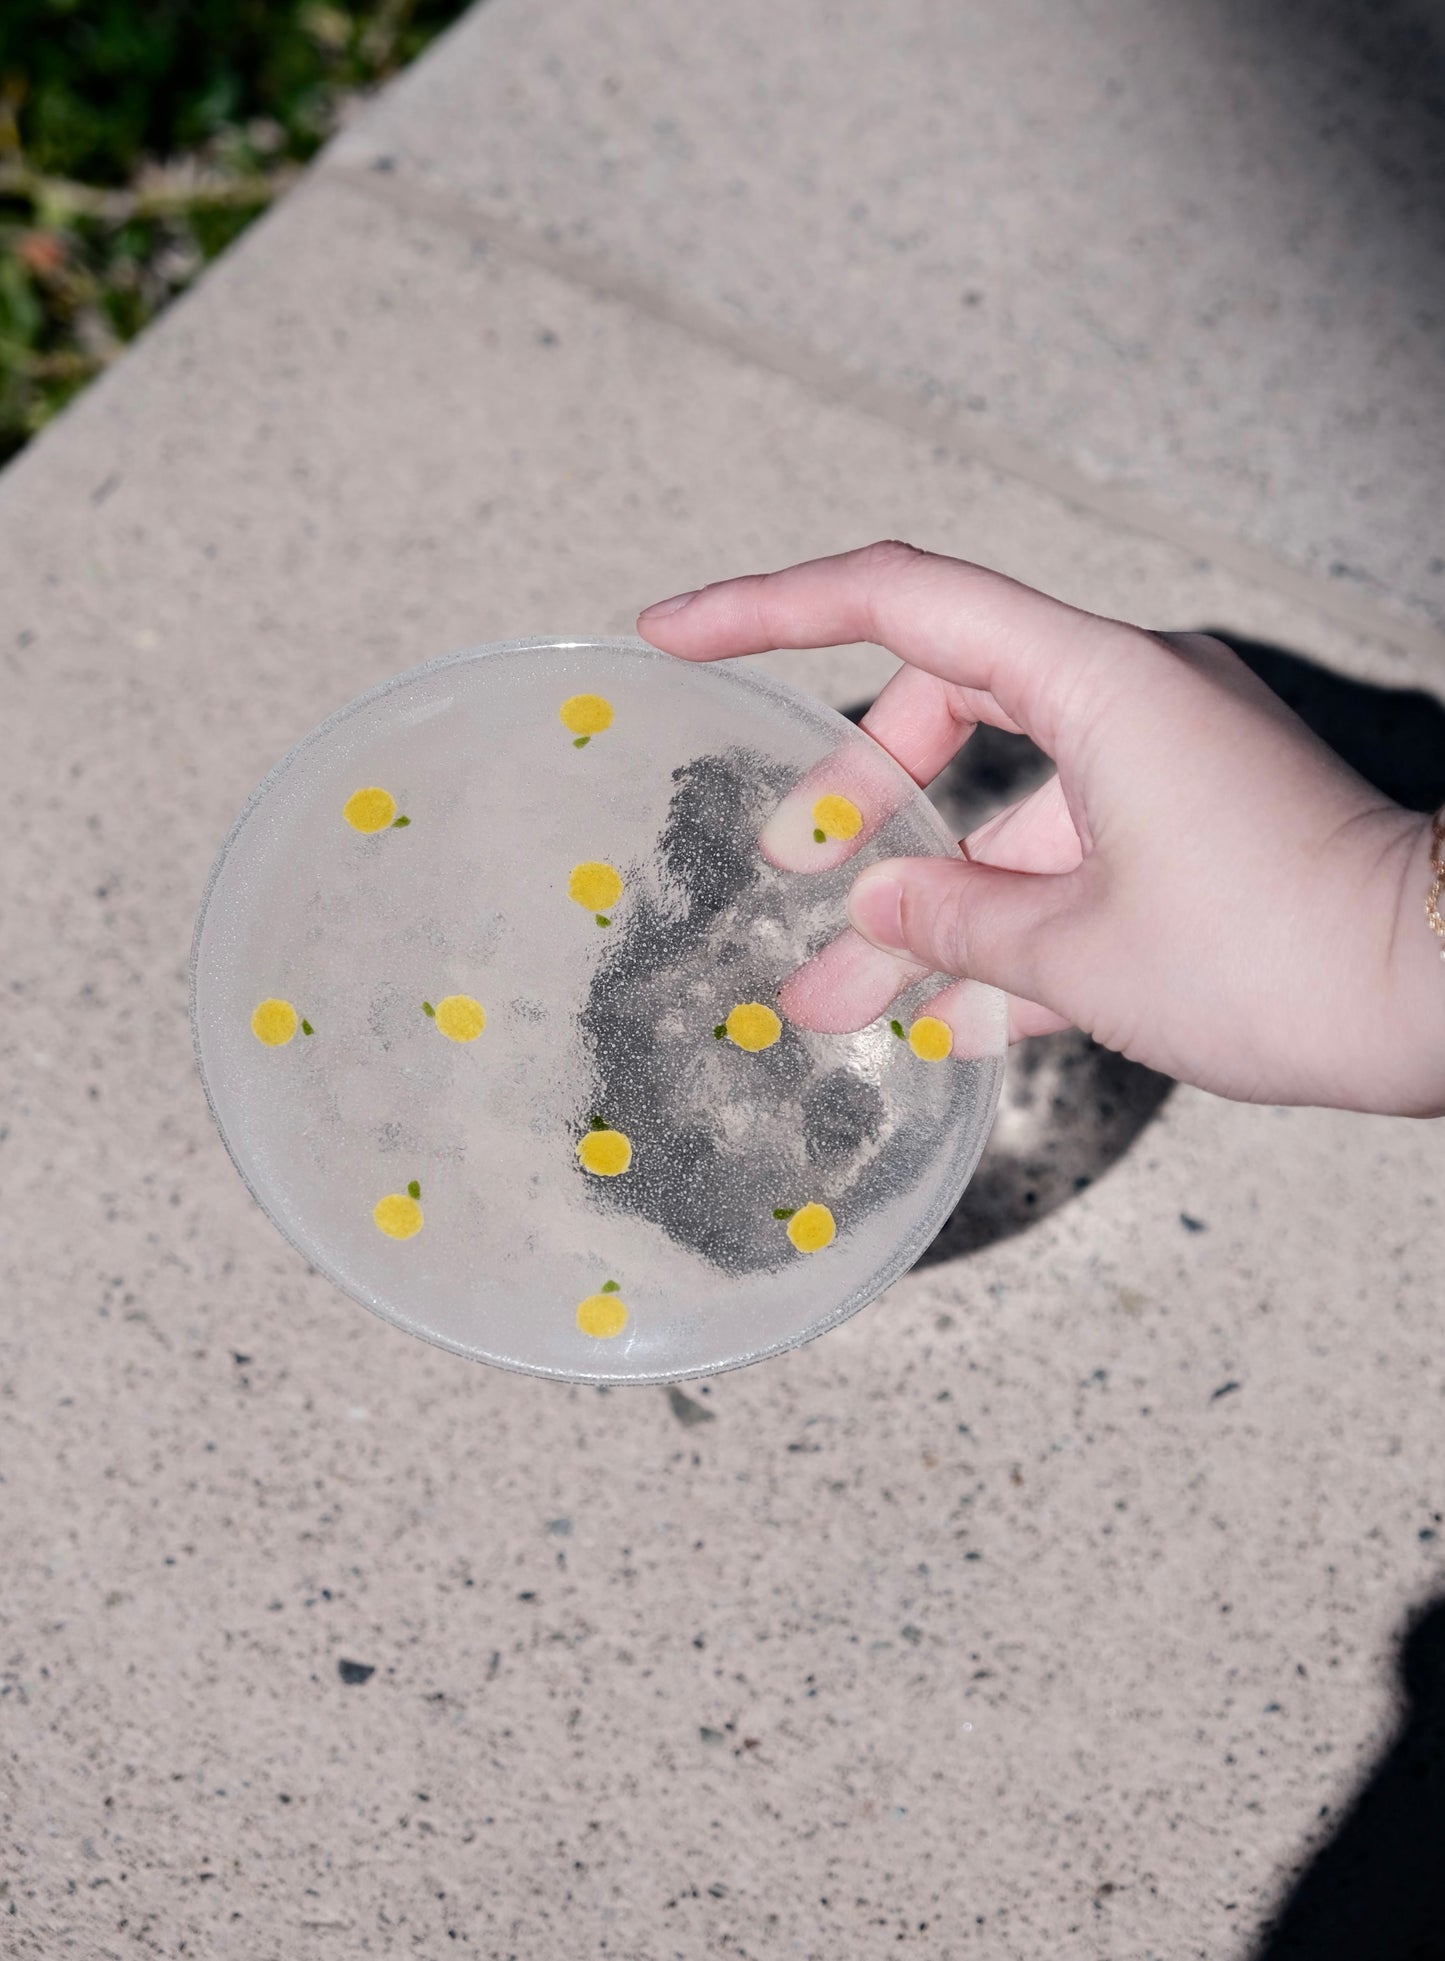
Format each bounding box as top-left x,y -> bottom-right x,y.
317,155 -> 1445,674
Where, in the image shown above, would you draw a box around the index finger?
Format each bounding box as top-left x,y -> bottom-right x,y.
637,540 -> 1109,759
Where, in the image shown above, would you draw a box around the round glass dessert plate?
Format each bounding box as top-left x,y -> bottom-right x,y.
191,638 -> 1004,1383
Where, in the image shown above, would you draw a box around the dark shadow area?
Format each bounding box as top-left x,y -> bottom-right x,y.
916,1033 -> 1173,1265
1200,0 -> 1445,279
1223,634 -> 1445,813
1253,1592 -> 1445,1961
1178,0 -> 1445,577
1184,0 -> 1445,634
916,715 -> 1175,1265
837,635 -> 1445,1264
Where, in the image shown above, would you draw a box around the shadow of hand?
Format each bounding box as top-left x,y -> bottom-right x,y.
1254,1592 -> 1445,1960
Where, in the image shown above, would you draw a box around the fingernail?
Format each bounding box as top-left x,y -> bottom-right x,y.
638,589 -> 699,621
848,869 -> 906,953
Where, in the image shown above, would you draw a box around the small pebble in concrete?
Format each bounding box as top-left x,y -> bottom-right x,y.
666,1386 -> 714,1428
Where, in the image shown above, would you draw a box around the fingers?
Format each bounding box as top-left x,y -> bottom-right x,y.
910,978 -> 1009,1059
641,547 -> 1102,1041
779,851 -> 1084,1037
758,738 -> 911,872
638,539 -> 1112,754
778,929 -> 930,1033
856,663 -> 1023,785
780,944 -> 1073,1049
1003,995 -> 1073,1042
761,654 -> 1061,877
779,944 -> 1072,1050
962,771 -> 1085,875
905,968 -> 1066,1051
758,664 -> 1006,874
896,978 -> 1069,1057
775,772 -> 1087,1028
848,855 -> 1083,1008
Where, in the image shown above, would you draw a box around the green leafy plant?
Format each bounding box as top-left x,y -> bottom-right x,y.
0,0 -> 473,461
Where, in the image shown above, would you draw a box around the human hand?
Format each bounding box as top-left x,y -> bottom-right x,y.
639,542 -> 1444,1116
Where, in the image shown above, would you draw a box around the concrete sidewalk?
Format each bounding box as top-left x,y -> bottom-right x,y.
2,3 -> 1443,1957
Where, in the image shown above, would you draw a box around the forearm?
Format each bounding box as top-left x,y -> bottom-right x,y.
1381,809 -> 1445,1118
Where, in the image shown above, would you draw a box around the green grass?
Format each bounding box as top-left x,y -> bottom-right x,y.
0,0 -> 472,462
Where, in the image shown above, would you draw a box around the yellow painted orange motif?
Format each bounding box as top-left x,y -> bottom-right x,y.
724,1003 -> 782,1052
434,995 -> 486,1042
344,787 -> 398,833
787,1203 -> 836,1254
374,1191 -> 423,1239
908,1015 -> 953,1061
812,793 -> 863,841
560,695 -> 614,737
251,998 -> 299,1047
576,1291 -> 628,1337
569,861 -> 624,913
577,1128 -> 633,1176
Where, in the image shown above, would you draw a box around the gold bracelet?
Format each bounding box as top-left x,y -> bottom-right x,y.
1429,810 -> 1445,961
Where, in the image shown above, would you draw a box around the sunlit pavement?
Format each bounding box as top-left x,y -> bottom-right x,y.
2,3 -> 1442,1955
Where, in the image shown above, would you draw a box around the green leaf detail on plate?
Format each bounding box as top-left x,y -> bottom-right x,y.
573,735 -> 590,748
713,1024 -> 726,1039
889,1019 -> 904,1038
407,1180 -> 421,1200
773,1207 -> 796,1220
813,827 -> 826,843
595,914 -> 610,927
301,1019 -> 314,1036
392,814 -> 411,827
422,1001 -> 436,1017
601,1279 -> 620,1294
590,1113 -> 607,1130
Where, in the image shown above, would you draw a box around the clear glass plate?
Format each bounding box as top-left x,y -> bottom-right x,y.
190,638 -> 1003,1382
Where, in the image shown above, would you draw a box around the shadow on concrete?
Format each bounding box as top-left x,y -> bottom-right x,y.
839,633 -> 1445,1265
1252,1591 -> 1445,1961
1221,633 -> 1445,814
1199,0 -> 1445,268
914,716 -> 1174,1267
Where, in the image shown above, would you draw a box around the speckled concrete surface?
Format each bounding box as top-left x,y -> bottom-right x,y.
328,0 -> 1445,638
2,43 -> 1444,1961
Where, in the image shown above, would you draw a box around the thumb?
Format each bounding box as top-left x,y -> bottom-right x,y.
848,856 -> 1079,1007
